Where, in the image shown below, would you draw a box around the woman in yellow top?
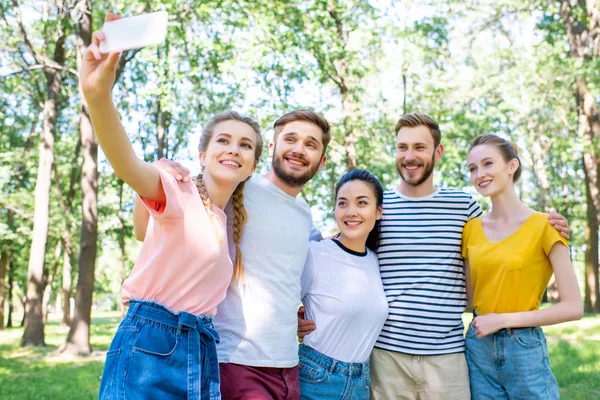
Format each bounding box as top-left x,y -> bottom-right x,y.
461,134 -> 583,399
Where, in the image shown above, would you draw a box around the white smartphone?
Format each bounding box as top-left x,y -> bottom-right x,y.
99,11 -> 168,54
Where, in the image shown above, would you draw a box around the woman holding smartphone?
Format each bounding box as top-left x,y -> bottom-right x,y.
82,13 -> 263,400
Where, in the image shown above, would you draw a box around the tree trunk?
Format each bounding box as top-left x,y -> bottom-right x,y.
0,250 -> 7,329
63,1 -> 97,354
42,269 -> 54,325
22,57 -> 65,347
583,154 -> 600,313
61,236 -> 72,326
7,256 -> 14,328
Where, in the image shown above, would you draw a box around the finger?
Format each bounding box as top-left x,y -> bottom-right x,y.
86,43 -> 103,61
298,326 -> 315,335
106,51 -> 122,70
91,30 -> 106,47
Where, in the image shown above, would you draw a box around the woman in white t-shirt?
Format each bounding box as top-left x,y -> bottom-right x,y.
299,169 -> 389,400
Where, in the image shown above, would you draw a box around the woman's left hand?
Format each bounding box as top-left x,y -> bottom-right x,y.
473,313 -> 507,338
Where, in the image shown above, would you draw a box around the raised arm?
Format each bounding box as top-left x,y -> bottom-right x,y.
473,242 -> 583,338
80,12 -> 164,203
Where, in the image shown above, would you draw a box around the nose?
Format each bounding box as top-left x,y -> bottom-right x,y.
404,149 -> 416,161
292,141 -> 306,154
346,204 -> 358,216
228,142 -> 240,155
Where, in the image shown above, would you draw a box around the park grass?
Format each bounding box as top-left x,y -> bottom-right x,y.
1,312 -> 599,399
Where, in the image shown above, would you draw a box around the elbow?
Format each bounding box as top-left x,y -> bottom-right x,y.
567,301 -> 584,321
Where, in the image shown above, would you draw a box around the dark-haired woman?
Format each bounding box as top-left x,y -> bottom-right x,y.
298,169 -> 388,400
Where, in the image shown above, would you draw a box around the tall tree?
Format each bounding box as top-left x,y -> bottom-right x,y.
61,0 -> 98,355
17,0 -> 71,347
559,0 -> 600,313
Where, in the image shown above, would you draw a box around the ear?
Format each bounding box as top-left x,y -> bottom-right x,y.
316,155 -> 327,172
376,205 -> 383,220
268,142 -> 274,158
199,152 -> 206,167
509,158 -> 519,175
250,161 -> 258,177
434,143 -> 444,163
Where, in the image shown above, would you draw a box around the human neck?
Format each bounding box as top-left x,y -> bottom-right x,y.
264,170 -> 304,197
201,173 -> 238,210
397,178 -> 436,198
336,234 -> 367,253
488,186 -> 529,220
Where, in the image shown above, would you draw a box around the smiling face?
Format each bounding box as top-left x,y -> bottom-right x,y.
200,119 -> 258,185
335,179 -> 383,245
467,144 -> 519,197
270,120 -> 326,187
395,125 -> 443,188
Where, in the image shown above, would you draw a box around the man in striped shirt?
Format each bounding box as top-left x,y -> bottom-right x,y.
369,113 -> 480,399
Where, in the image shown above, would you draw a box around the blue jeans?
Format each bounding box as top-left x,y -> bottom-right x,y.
465,322 -> 559,399
298,344 -> 370,400
99,300 -> 221,400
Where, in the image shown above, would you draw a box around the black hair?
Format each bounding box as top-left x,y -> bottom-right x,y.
334,169 -> 384,252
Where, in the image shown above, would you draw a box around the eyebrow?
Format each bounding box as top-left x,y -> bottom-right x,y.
397,141 -> 428,146
215,132 -> 255,143
282,132 -> 322,146
337,195 -> 371,201
467,157 -> 493,168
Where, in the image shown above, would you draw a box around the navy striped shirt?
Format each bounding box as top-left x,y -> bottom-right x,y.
375,187 -> 482,356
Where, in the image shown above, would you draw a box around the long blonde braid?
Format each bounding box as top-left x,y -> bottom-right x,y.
192,173 -> 225,245
231,180 -> 248,281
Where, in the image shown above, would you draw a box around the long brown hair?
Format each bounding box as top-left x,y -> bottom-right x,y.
193,111 -> 263,281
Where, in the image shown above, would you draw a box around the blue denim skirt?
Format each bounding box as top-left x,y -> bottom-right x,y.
298,344 -> 370,400
99,300 -> 221,400
465,322 -> 559,400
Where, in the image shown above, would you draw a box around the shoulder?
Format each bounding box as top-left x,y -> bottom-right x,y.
437,187 -> 477,201
465,215 -> 483,229
309,238 -> 333,255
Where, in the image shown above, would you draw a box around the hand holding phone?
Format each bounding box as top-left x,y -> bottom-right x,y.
99,11 -> 168,54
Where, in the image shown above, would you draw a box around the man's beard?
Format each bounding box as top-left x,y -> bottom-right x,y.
396,154 -> 435,187
271,148 -> 320,188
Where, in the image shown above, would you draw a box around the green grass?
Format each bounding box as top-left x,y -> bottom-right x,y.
1,311 -> 599,399
0,311 -> 121,400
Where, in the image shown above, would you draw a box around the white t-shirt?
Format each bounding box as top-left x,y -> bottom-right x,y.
213,174 -> 321,367
301,239 -> 388,363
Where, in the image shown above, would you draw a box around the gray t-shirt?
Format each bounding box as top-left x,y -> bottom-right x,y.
214,173 -> 321,367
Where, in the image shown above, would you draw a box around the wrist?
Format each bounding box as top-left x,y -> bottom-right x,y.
83,90 -> 114,107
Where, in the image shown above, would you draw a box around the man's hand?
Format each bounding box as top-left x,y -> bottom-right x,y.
548,211 -> 570,240
297,306 -> 316,342
153,158 -> 191,182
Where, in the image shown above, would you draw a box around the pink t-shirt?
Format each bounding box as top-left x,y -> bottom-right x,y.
121,170 -> 233,316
